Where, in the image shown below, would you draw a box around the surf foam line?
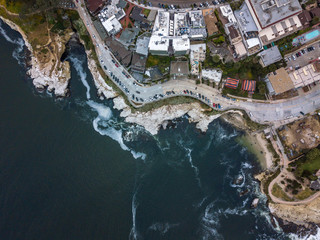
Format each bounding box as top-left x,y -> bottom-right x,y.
68,55 -> 91,100
88,100 -> 146,160
0,20 -> 25,65
186,148 -> 201,188
129,188 -> 139,240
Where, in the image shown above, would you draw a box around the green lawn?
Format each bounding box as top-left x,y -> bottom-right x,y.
272,183 -> 293,201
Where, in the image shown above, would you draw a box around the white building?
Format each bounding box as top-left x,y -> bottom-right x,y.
190,43 -> 206,75
101,15 -> 122,36
149,10 -> 190,56
202,69 -> 223,83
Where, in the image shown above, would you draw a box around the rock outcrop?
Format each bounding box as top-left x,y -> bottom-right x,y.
269,199 -> 320,227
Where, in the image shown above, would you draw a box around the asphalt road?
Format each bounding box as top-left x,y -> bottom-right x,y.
74,0 -> 320,126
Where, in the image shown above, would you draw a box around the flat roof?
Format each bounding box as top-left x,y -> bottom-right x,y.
170,61 -> 189,75
258,46 -> 282,67
289,63 -> 320,88
234,41 -> 247,56
247,0 -> 302,29
268,67 -> 294,94
202,69 -> 222,82
234,3 -> 258,32
136,36 -> 150,56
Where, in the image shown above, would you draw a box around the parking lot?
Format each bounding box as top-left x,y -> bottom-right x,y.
136,0 -> 226,9
285,40 -> 320,70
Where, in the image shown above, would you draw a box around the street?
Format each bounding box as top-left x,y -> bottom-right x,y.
74,0 -> 320,126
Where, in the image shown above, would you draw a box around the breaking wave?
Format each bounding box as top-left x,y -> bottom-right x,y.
0,19 -> 25,66
68,56 -> 91,100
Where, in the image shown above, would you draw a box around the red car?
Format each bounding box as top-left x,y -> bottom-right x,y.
115,64 -> 119,67
213,103 -> 216,107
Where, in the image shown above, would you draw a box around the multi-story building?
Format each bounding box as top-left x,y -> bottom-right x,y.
245,0 -> 303,45
148,10 -> 207,56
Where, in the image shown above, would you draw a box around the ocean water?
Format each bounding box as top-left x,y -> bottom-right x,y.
0,19 -> 318,240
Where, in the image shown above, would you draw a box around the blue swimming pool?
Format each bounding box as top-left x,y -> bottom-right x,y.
305,29 -> 320,40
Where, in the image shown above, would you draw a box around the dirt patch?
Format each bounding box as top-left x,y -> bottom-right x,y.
278,115 -> 320,156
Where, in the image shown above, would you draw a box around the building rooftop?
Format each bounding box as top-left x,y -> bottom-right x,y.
147,10 -> 157,22
105,37 -> 132,66
234,2 -> 258,32
101,15 -> 122,35
203,10 -> 218,36
119,27 -> 140,45
202,69 -> 223,83
131,53 -> 147,73
246,0 -> 302,29
289,62 -> 320,88
172,37 -> 190,52
86,0 -> 105,14
258,46 -> 282,67
116,0 -> 127,9
131,6 -> 144,23
228,25 -> 240,39
219,5 -> 237,24
93,19 -> 108,40
136,36 -> 150,56
170,61 -> 189,75
268,67 -> 294,94
298,10 -> 312,25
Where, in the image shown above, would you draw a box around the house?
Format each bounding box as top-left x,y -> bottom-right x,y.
170,61 -> 189,79
131,6 -> 144,23
258,46 -> 282,67
119,28 -> 140,46
136,36 -> 150,56
105,37 -> 132,67
202,69 -> 222,83
131,53 -> 147,73
202,9 -> 219,36
101,15 -> 122,36
298,10 -> 312,27
86,0 -> 106,15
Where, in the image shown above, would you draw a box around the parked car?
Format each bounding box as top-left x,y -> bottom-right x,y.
292,55 -> 296,60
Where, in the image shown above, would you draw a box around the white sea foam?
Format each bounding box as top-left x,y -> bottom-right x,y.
149,222 -> 179,235
87,100 -> 112,120
68,56 -> 91,100
200,200 -> 223,240
288,227 -> 320,240
129,189 -> 139,240
186,148 -> 201,188
0,20 -> 25,64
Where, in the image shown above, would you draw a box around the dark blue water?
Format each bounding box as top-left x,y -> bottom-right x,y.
0,19 -> 309,240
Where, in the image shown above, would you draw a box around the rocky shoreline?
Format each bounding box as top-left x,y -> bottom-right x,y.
2,14 -> 320,237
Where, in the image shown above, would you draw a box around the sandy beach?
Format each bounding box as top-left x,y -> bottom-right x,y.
238,132 -> 274,170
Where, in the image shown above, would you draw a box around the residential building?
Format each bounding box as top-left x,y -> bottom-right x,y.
258,46 -> 282,67
131,6 -> 145,23
202,69 -> 222,83
190,44 -> 206,75
298,10 -> 312,27
188,10 -> 207,40
202,9 -> 219,36
118,28 -> 140,46
131,53 -> 147,73
288,62 -> 320,88
170,61 -> 189,79
105,37 -> 132,67
136,35 -> 150,56
219,5 -> 247,58
234,3 -> 261,55
245,0 -> 303,45
148,10 -> 190,56
86,0 -> 106,15
267,67 -> 294,94
101,15 -> 122,36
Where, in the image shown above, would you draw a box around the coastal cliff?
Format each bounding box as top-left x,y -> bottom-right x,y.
0,8 -> 77,97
